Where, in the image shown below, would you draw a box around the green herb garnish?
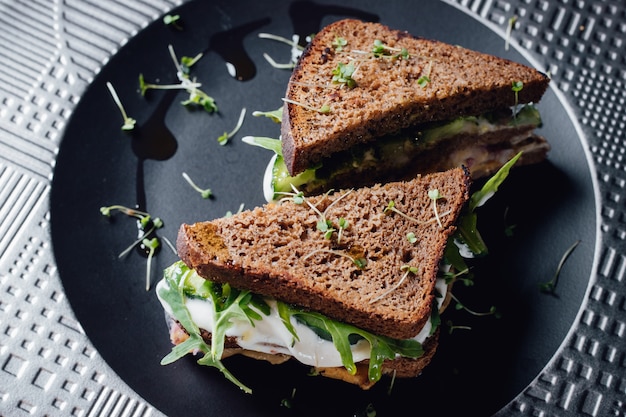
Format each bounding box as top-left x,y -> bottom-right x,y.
159,262 -> 269,393
217,107 -> 246,145
106,82 -> 136,131
182,172 -> 212,199
332,62 -> 357,88
139,45 -> 217,113
540,239 -> 581,294
252,106 -> 283,123
371,39 -> 409,60
100,205 -> 174,290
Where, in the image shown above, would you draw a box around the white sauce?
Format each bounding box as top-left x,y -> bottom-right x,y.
156,276 -> 447,368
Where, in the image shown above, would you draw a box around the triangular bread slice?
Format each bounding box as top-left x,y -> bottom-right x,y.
281,19 -> 550,175
176,167 -> 470,340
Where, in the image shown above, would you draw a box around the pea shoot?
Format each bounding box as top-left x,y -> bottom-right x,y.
106,82 -> 136,131
217,107 -> 247,145
182,172 -> 212,198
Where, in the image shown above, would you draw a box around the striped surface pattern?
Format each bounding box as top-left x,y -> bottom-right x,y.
0,0 -> 624,416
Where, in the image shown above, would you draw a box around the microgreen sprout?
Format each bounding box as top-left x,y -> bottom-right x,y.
503,206 -> 516,237
217,107 -> 246,145
337,217 -> 348,244
406,232 -> 417,244
417,61 -> 433,88
449,293 -> 500,318
446,320 -> 472,334
316,219 -> 336,240
331,62 -> 357,88
163,14 -> 182,30
302,248 -> 367,269
182,172 -> 212,199
441,267 -> 473,286
428,189 -> 444,228
511,80 -> 523,122
142,237 -> 160,291
370,264 -> 418,304
371,39 -> 410,60
139,45 -> 217,113
383,200 -> 451,226
280,388 -> 297,409
540,239 -> 581,295
282,98 -> 331,114
417,75 -> 430,88
258,33 -> 304,69
225,203 -> 245,217
505,15 -> 517,51
106,82 -> 136,131
99,205 -> 174,290
332,36 -> 348,51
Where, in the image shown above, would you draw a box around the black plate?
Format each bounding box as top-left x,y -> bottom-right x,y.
50,0 -> 597,416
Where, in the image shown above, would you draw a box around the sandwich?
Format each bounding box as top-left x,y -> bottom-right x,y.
156,157 -> 519,392
156,18 -> 547,392
249,18 -> 550,199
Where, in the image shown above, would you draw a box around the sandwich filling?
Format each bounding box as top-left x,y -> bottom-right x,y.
247,104 -> 546,202
157,264 -> 448,368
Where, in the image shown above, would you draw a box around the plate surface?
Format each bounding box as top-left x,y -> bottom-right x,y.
50,0 -> 597,415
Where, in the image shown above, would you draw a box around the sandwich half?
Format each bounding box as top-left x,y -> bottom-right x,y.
259,19 -> 550,197
157,167 -> 473,391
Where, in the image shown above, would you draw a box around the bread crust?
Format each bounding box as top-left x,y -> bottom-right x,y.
281,19 -> 550,175
177,169 -> 470,340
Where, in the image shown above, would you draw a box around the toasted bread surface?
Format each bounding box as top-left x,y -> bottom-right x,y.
177,168 -> 470,340
281,19 -> 549,175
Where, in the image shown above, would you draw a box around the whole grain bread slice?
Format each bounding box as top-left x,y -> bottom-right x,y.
177,167 -> 470,340
281,18 -> 550,175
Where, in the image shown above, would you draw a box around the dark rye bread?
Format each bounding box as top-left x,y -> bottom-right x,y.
281,18 -> 550,175
177,168 -> 470,340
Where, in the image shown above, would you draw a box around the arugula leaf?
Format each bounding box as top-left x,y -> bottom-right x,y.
285,307 -> 423,382
252,107 -> 283,123
452,152 -> 522,257
469,151 -> 522,212
241,136 -> 283,155
158,262 -> 271,393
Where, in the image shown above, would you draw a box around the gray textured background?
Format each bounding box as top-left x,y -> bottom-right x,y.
0,0 -> 624,416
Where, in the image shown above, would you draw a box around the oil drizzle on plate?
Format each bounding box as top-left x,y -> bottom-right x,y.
209,17 -> 271,81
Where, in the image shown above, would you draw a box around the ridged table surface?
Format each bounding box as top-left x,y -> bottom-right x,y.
0,0 -> 625,416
